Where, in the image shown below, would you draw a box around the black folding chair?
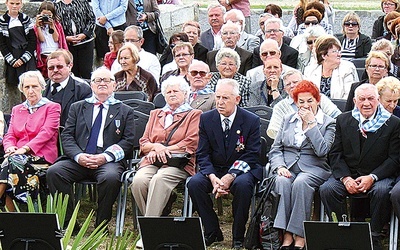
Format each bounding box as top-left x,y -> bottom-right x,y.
122,99 -> 155,115
114,91 -> 148,101
244,106 -> 273,120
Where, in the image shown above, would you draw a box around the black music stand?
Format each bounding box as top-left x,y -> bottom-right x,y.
0,212 -> 63,250
138,216 -> 206,250
304,221 -> 373,250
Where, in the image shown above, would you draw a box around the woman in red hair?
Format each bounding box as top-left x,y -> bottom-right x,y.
269,80 -> 336,249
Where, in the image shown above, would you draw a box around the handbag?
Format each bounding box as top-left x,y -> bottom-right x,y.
155,16 -> 168,54
151,111 -> 192,168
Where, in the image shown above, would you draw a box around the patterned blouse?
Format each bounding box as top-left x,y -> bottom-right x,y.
208,72 -> 250,107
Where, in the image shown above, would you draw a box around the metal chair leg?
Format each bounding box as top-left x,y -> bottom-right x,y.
389,211 -> 398,250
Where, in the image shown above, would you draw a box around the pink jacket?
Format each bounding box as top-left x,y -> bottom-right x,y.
4,102 -> 61,164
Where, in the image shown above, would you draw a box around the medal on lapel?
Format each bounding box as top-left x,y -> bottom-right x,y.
115,119 -> 121,134
235,130 -> 245,152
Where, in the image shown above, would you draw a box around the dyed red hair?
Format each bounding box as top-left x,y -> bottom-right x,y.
292,80 -> 321,103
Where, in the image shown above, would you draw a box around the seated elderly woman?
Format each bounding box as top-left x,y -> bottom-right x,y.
335,12 -> 372,60
131,76 -> 201,246
376,76 -> 400,117
0,71 -> 61,210
304,35 -> 359,100
208,48 -> 251,107
270,80 -> 336,249
114,43 -> 158,101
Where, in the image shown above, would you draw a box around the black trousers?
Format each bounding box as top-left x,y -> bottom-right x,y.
68,40 -> 94,80
94,24 -> 126,59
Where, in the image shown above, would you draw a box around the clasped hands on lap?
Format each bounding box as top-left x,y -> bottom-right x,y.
78,154 -> 107,169
209,173 -> 235,198
342,175 -> 374,194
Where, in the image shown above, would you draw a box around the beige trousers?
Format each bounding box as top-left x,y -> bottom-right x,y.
131,165 -> 189,216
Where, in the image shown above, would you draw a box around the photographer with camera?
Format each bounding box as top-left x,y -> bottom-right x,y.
34,1 -> 68,78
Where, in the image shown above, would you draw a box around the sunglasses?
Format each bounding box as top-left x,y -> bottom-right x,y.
304,21 -> 319,25
47,64 -> 67,71
306,40 -> 316,45
261,51 -> 278,57
344,21 -> 359,27
189,70 -> 208,77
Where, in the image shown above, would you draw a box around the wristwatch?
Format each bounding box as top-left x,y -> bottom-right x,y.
307,120 -> 317,125
230,172 -> 237,178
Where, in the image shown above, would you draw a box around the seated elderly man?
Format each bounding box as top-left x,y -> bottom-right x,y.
248,57 -> 285,107
206,21 -> 253,75
208,48 -> 251,107
224,9 -> 259,52
247,39 -> 295,84
267,69 -> 341,139
187,60 -> 215,112
47,67 -> 135,227
188,79 -> 262,249
320,84 -> 400,250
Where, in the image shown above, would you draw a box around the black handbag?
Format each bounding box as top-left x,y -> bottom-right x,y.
155,16 -> 168,54
152,111 -> 192,168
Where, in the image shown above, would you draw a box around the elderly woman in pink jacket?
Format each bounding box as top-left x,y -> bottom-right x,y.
0,71 -> 61,210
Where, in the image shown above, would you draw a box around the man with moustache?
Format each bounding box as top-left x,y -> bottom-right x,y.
200,4 -> 226,51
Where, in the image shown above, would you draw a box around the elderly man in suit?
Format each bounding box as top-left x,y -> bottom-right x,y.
44,49 -> 92,128
206,21 -> 253,75
47,67 -> 135,227
320,84 -> 400,250
187,79 -> 262,249
223,9 -> 259,53
187,61 -> 215,112
200,4 -> 226,51
253,18 -> 298,69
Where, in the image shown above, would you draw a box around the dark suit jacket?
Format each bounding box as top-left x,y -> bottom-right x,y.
44,76 -> 92,127
197,107 -> 262,180
252,43 -> 299,68
159,43 -> 209,67
206,47 -> 253,75
200,28 -> 214,51
335,33 -> 372,58
330,112 -> 400,180
61,100 -> 135,161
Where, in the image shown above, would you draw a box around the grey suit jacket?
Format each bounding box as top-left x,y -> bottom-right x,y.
200,28 -> 214,51
190,93 -> 215,112
61,100 -> 135,161
269,112 -> 336,180
237,31 -> 260,53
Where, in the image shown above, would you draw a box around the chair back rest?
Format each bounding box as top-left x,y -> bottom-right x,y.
114,91 -> 148,101
244,106 -> 273,120
350,58 -> 366,68
133,111 -> 150,150
331,99 -> 346,112
153,93 -> 166,108
123,99 -> 155,115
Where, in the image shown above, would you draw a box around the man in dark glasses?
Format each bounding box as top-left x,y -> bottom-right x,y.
187,61 -> 215,112
43,49 -> 92,127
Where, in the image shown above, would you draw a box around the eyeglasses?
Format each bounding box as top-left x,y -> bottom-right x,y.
304,21 -> 319,25
189,70 -> 208,77
265,29 -> 282,34
261,50 -> 278,57
175,53 -> 192,58
221,31 -> 239,36
368,64 -> 387,70
383,2 -> 396,6
92,77 -> 114,84
328,50 -> 341,54
306,40 -> 316,45
48,64 -> 67,71
124,38 -> 141,43
259,21 -> 265,27
344,21 -> 359,27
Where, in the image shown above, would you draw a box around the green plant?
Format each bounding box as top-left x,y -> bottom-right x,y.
105,229 -> 136,250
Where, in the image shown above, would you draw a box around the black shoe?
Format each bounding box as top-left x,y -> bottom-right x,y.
294,247 -> 304,250
372,236 -> 382,250
279,246 -> 293,250
161,192 -> 177,216
204,229 -> 224,246
232,240 -> 244,249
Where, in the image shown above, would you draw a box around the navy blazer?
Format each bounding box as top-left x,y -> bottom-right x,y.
200,28 -> 214,51
61,100 -> 135,161
197,107 -> 263,180
330,111 -> 400,180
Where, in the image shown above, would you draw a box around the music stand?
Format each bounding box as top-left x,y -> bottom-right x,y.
0,212 -> 63,250
304,221 -> 372,250
138,216 -> 206,250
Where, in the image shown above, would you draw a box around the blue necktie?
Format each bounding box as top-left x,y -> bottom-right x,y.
223,118 -> 230,147
86,104 -> 103,154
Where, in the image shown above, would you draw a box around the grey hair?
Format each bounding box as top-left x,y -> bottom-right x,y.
264,17 -> 283,30
221,20 -> 241,34
216,78 -> 240,96
90,66 -> 115,82
207,3 -> 226,14
354,84 -> 379,99
161,75 -> 191,100
124,25 -> 143,39
224,9 -> 245,30
303,25 -> 326,39
215,47 -> 241,69
282,69 -> 303,82
260,38 -> 279,52
18,70 -> 47,92
372,39 -> 394,55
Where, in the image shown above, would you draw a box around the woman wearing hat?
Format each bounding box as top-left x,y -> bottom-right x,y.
372,0 -> 399,39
